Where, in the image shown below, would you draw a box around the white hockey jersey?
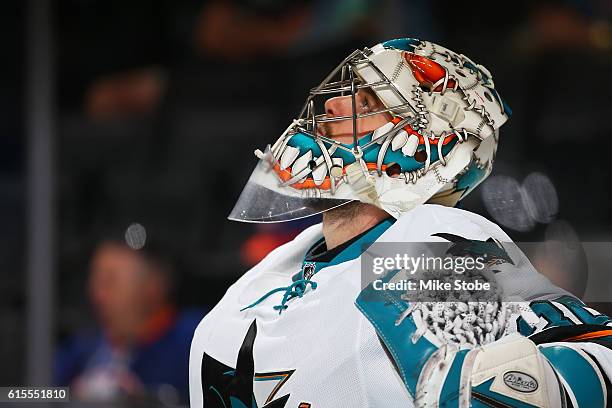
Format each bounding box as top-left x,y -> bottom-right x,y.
190,204 -> 612,407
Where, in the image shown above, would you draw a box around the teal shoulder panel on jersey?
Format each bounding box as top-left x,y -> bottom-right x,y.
355,269 -> 437,397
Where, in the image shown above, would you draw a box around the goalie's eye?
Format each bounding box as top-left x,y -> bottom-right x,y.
358,88 -> 381,113
360,98 -> 370,113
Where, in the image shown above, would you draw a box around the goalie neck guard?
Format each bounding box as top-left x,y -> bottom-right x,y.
229,38 -> 511,223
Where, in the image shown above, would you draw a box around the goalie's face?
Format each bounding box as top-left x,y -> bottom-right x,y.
320,87 -> 392,144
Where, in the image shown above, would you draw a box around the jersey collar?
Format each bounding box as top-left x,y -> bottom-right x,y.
294,217 -> 395,281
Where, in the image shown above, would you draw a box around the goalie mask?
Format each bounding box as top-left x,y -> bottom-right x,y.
229,38 -> 511,223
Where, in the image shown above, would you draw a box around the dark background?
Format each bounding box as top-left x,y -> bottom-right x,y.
1,0 -> 610,392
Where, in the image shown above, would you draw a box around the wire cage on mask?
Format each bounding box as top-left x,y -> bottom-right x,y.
292,48 -> 419,157
229,47 -> 427,223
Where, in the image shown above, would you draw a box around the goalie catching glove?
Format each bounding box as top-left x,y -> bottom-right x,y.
416,333 -> 565,407
356,273 -> 609,407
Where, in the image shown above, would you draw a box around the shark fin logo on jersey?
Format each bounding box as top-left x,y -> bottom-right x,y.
432,232 -> 515,266
203,320 -> 296,408
253,370 -> 294,407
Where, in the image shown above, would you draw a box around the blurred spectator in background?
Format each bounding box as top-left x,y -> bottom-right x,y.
86,68 -> 167,121
54,237 -> 205,405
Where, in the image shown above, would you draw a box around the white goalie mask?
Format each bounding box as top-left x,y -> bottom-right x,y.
229,38 -> 511,223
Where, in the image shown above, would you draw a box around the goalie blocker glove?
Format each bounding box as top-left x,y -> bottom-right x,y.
357,278 -> 611,407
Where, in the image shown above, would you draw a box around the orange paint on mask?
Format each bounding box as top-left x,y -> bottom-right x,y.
404,53 -> 456,92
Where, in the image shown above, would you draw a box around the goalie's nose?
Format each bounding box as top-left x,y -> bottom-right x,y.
324,95 -> 353,118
